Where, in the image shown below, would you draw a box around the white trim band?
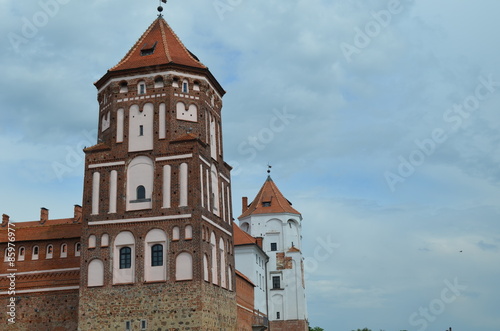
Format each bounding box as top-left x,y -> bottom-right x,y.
89,214 -> 192,226
156,154 -> 193,162
88,161 -> 125,169
0,286 -> 80,295
202,215 -> 232,237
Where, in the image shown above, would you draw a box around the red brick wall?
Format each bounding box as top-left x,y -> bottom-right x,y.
236,272 -> 254,331
270,319 -> 309,331
0,291 -> 78,331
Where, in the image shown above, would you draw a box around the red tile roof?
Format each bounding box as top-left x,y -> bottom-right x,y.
5,218 -> 81,242
110,17 -> 206,72
239,176 -> 300,218
233,223 -> 258,246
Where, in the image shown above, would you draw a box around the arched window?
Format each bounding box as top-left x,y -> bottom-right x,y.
172,226 -> 180,241
210,232 -> 218,285
18,247 -> 25,261
32,245 -> 39,260
120,247 -> 132,269
185,225 -> 192,240
60,243 -> 67,258
88,235 -> 96,248
203,254 -> 209,282
151,244 -> 163,267
154,76 -> 164,88
101,234 -> 109,247
138,80 -> 146,94
75,242 -> 81,256
145,229 -> 167,282
46,244 -> 53,259
126,156 -> 153,210
136,185 -> 146,200
113,231 -> 135,284
119,81 -> 128,93
88,259 -> 104,287
219,238 -> 226,288
175,252 -> 193,281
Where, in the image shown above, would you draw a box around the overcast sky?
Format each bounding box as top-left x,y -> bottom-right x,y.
2,1 -> 500,330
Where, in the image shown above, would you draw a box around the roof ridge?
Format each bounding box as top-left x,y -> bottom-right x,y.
159,18 -> 172,63
160,18 -> 205,68
109,18 -> 159,71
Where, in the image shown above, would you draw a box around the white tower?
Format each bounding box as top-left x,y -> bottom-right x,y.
238,176 -> 308,331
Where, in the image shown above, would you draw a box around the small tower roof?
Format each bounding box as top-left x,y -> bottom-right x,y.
110,17 -> 206,72
239,176 -> 300,218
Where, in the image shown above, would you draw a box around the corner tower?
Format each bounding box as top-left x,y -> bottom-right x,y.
78,16 -> 236,330
239,176 -> 308,331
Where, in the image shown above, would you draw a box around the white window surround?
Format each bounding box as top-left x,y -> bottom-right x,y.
32,246 -> 39,260
113,231 -> 135,284
88,259 -> 104,287
46,245 -> 53,259
75,242 -> 81,257
175,252 -> 193,281
60,243 -> 67,258
144,229 -> 167,282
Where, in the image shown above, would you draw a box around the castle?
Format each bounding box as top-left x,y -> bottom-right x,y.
1,11 -> 307,331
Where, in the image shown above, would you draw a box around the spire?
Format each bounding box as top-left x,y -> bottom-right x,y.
109,16 -> 206,72
239,176 -> 300,218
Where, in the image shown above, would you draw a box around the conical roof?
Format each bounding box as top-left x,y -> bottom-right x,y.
239,176 -> 300,218
110,17 -> 206,71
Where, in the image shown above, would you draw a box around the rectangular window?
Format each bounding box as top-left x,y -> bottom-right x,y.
270,242 -> 277,251
125,321 -> 131,331
276,312 -> 280,319
141,319 -> 147,330
139,125 -> 144,136
139,84 -> 145,94
151,244 -> 163,267
120,247 -> 132,269
182,82 -> 188,93
272,276 -> 281,289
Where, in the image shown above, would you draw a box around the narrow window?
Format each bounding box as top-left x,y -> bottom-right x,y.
151,244 -> 163,267
125,321 -> 131,331
276,312 -> 280,319
139,125 -> 144,136
141,319 -> 147,330
32,246 -> 39,260
270,242 -> 277,251
61,243 -> 67,258
120,247 -> 132,269
182,81 -> 188,93
46,245 -> 53,259
18,247 -> 25,261
139,83 -> 146,94
75,242 -> 81,256
137,185 -> 146,200
272,276 -> 281,289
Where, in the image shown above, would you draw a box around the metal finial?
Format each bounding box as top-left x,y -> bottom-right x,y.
158,0 -> 166,16
267,164 -> 272,174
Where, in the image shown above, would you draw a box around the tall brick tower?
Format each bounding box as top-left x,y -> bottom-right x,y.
77,14 -> 236,330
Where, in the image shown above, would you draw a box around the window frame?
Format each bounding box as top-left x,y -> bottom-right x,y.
119,246 -> 132,269
151,244 -> 163,267
270,242 -> 277,251
272,275 -> 281,289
